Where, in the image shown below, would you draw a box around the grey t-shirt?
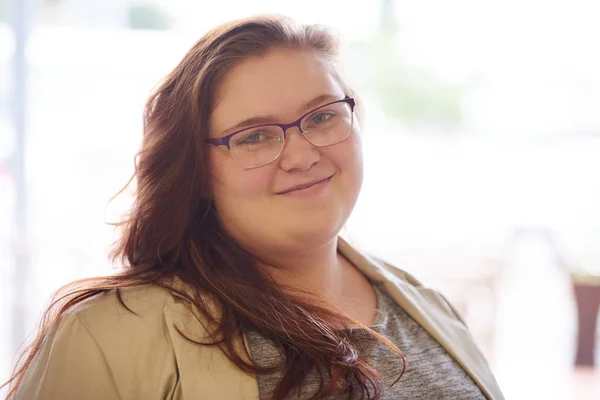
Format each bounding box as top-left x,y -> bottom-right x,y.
245,284 -> 486,399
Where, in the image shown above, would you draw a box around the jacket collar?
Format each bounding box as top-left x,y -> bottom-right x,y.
338,237 -> 505,400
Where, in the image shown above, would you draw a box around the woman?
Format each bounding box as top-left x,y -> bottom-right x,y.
3,15 -> 504,400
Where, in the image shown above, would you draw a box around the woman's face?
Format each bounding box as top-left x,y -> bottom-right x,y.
209,47 -> 363,259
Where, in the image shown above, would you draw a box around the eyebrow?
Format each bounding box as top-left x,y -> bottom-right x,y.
221,94 -> 339,135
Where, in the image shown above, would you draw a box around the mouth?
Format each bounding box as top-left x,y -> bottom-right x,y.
277,175 -> 333,195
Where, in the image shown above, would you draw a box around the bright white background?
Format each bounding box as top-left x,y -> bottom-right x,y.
1,1 -> 600,398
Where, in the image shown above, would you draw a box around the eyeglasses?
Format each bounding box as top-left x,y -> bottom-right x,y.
207,97 -> 356,169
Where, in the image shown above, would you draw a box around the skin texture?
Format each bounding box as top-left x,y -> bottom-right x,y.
209,48 -> 376,322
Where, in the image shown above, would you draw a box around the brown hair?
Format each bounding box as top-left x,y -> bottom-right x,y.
3,15 -> 405,399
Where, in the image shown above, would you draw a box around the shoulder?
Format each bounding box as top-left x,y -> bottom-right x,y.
338,237 -> 426,289
369,255 -> 427,288
16,284 -> 190,400
370,256 -> 467,322
371,256 -> 471,329
71,283 -> 180,332
339,238 -> 469,327
65,283 -> 197,369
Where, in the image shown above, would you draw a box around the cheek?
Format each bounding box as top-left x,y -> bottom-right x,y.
332,131 -> 364,185
210,156 -> 273,207
233,173 -> 271,198
350,132 -> 364,172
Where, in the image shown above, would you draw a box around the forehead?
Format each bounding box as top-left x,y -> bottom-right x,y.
210,48 -> 345,134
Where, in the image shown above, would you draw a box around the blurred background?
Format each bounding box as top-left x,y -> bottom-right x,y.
1,0 -> 600,398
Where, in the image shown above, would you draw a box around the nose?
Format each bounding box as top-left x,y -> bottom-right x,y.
278,126 -> 320,172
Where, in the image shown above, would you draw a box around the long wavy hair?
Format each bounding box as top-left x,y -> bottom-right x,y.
3,15 -> 405,399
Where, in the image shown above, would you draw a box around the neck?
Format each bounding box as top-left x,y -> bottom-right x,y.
259,237 -> 378,326
263,238 -> 377,325
261,237 -> 345,300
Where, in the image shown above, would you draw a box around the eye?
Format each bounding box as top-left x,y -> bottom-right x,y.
310,112 -> 333,125
240,132 -> 268,145
234,128 -> 281,147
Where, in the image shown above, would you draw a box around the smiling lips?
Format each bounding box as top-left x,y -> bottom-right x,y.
277,176 -> 333,195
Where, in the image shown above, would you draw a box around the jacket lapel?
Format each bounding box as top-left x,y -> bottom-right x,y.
338,237 -> 505,400
163,298 -> 260,399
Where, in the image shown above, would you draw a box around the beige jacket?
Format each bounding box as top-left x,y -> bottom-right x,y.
15,239 -> 505,399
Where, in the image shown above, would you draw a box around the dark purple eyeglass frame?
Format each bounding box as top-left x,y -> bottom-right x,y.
206,97 -> 356,149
